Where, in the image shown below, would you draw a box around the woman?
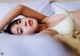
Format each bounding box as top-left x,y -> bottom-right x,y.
0,4 -> 80,55
0,4 -> 66,35
0,4 -> 80,39
0,4 -> 80,38
0,4 -> 80,37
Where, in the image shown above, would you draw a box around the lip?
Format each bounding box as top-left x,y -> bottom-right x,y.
28,20 -> 33,26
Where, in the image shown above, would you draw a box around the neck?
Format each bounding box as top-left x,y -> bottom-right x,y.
36,24 -> 47,33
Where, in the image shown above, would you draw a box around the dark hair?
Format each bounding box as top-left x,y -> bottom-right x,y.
4,19 -> 20,34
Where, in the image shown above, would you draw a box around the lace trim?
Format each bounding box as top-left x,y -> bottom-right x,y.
72,31 -> 80,39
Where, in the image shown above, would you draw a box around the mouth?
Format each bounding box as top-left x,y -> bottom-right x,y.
28,20 -> 33,26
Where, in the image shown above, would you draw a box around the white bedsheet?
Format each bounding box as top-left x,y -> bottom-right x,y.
0,33 -> 70,56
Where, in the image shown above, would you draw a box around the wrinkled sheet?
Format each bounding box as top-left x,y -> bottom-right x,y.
0,33 -> 70,56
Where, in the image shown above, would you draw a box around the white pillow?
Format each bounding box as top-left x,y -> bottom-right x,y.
51,2 -> 80,12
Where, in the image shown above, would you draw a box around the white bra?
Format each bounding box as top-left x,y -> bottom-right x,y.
51,8 -> 75,34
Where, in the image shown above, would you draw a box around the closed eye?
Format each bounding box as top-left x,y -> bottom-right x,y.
17,27 -> 23,34
20,28 -> 23,34
16,19 -> 21,24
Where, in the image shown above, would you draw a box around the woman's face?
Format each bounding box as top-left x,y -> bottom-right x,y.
10,18 -> 38,35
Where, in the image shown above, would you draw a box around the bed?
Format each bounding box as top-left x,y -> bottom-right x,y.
0,0 -> 80,56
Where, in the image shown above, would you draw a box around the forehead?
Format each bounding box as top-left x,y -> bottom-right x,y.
21,17 -> 34,20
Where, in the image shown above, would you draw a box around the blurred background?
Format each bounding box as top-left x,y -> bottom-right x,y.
52,0 -> 80,2
0,0 -> 80,2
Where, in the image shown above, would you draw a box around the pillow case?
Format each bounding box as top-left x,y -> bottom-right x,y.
51,2 -> 80,12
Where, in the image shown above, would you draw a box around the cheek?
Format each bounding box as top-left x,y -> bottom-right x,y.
22,27 -> 37,35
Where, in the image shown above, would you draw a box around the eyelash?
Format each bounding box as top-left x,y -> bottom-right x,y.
20,28 -> 23,34
16,19 -> 21,24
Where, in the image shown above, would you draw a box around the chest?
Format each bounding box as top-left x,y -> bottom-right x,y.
47,13 -> 75,34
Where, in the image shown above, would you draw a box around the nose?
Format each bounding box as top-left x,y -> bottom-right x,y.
25,21 -> 27,26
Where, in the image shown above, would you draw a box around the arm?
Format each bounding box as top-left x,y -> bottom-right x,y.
20,5 -> 47,21
0,4 -> 47,31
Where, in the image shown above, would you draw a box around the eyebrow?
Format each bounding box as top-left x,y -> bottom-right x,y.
16,19 -> 21,24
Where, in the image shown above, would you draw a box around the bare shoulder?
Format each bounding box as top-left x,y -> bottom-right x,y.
71,10 -> 80,20
71,10 -> 80,14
